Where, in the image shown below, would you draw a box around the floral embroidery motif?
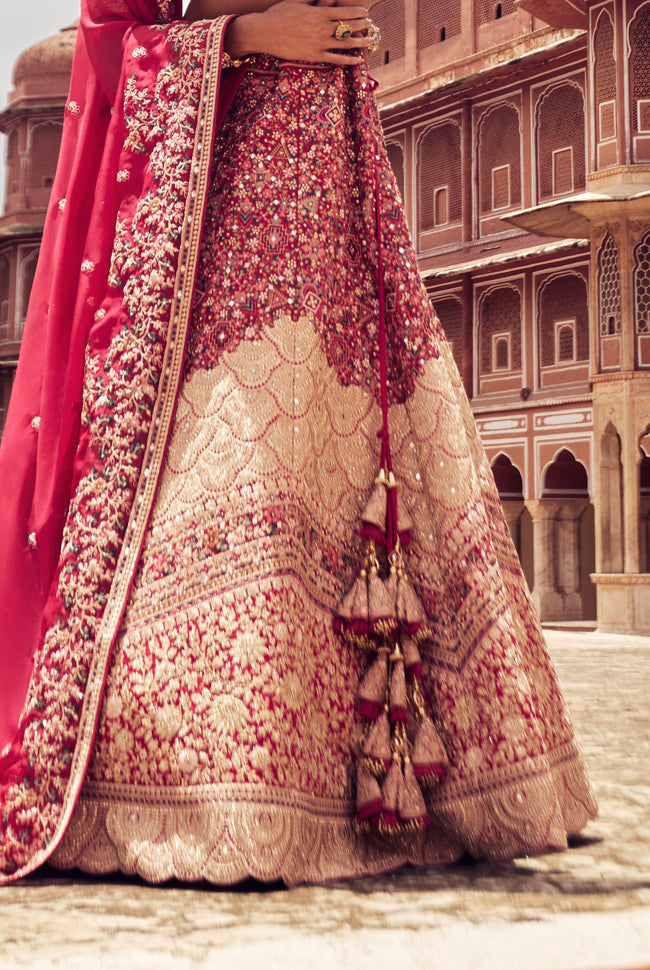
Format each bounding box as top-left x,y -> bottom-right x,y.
80,260 -> 95,274
187,60 -> 441,405
67,101 -> 80,115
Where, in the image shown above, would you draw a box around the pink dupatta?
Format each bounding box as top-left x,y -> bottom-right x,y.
0,0 -> 239,880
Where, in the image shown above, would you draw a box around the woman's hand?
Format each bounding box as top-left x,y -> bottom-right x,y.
192,0 -> 374,66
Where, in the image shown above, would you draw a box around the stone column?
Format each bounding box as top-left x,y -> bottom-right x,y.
501,500 -> 524,558
526,499 -> 563,620
555,500 -> 588,620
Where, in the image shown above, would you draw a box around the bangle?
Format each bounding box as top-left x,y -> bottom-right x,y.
221,50 -> 251,69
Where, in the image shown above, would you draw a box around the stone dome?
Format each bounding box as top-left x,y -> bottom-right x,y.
8,23 -> 78,110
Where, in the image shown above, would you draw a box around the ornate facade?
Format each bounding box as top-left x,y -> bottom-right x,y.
372,0 -> 650,633
1,3 -> 649,631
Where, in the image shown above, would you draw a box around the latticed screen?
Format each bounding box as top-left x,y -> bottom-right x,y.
19,250 -> 39,327
631,6 -> 650,133
537,83 -> 586,199
368,0 -> 406,68
634,229 -> 650,335
418,122 -> 462,231
594,12 -> 616,140
28,123 -> 63,190
418,0 -> 461,48
478,105 -> 521,213
434,295 -> 463,371
598,233 -> 621,335
539,274 -> 589,366
477,0 -> 516,25
0,254 -> 10,335
479,286 -> 522,374
386,143 -> 405,203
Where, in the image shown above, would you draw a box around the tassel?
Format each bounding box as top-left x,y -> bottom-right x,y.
388,651 -> 408,724
356,763 -> 383,823
396,574 -> 427,633
402,636 -> 422,677
356,652 -> 388,720
380,757 -> 402,829
367,570 -> 397,632
397,759 -> 430,827
411,714 -> 449,781
360,709 -> 392,775
337,573 -> 369,633
359,480 -> 388,546
396,492 -> 413,547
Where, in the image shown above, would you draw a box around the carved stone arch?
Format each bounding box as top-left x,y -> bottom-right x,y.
638,425 -> 650,571
600,421 -> 624,572
491,452 -> 524,499
541,448 -> 589,497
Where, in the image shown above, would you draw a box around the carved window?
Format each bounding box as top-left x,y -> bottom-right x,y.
493,333 -> 511,370
418,0 -> 461,46
556,321 -> 576,362
28,122 -> 63,190
539,274 -> 589,367
478,0 -> 515,25
594,12 -> 616,141
479,286 -> 522,375
0,254 -> 10,337
434,294 -> 463,372
598,233 -> 621,336
18,249 -> 39,335
478,104 -> 521,215
386,142 -> 405,204
537,83 -> 586,200
634,229 -> 650,335
368,0 -> 405,68
631,6 -> 650,134
418,122 -> 462,233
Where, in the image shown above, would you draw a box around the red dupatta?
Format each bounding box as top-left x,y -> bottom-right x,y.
0,0 -> 239,880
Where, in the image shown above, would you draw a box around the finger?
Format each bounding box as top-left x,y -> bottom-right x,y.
318,50 -> 365,64
322,5 -> 369,19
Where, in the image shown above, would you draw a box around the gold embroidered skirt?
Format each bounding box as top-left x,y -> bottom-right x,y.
52,60 -> 596,885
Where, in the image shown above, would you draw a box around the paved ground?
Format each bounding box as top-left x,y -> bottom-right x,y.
1,630 -> 649,970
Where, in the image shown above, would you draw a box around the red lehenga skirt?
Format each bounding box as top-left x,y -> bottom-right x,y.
50,58 -> 596,884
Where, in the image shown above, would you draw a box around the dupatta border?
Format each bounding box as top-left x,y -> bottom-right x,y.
0,16 -> 229,882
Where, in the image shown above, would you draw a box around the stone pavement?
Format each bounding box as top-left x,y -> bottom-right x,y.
1,630 -> 649,970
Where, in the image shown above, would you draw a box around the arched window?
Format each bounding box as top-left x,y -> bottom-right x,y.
18,249 -> 39,336
479,285 -> 522,376
28,122 -> 63,191
418,122 -> 462,234
478,104 -> 521,215
536,83 -> 586,199
539,274 -> 589,368
594,12 -> 617,143
386,142 -> 405,204
434,295 -> 463,372
630,5 -> 650,137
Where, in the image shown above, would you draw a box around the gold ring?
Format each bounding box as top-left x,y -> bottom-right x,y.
335,21 -> 353,40
367,22 -> 381,53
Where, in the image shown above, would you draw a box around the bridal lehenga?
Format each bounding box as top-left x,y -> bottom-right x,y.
0,1 -> 596,885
